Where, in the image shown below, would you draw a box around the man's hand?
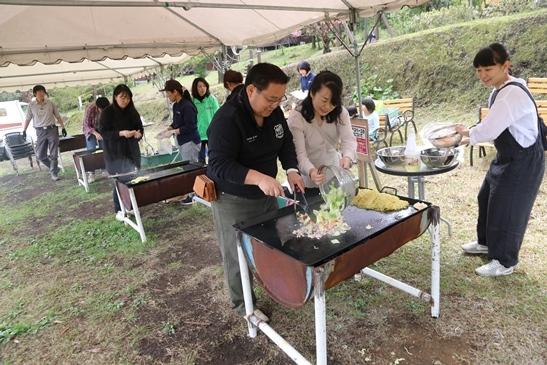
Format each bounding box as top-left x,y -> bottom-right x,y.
287,170 -> 305,194
133,130 -> 143,139
61,128 -> 67,137
22,130 -> 27,140
257,175 -> 285,197
309,168 -> 325,185
340,156 -> 352,169
93,131 -> 103,141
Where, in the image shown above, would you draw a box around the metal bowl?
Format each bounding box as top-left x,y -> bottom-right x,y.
420,147 -> 458,168
426,125 -> 462,148
377,146 -> 406,166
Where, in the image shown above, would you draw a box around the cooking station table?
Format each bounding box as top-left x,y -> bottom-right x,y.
375,159 -> 458,236
235,191 -> 441,365
72,149 -> 105,192
58,134 -> 87,172
114,161 -> 206,242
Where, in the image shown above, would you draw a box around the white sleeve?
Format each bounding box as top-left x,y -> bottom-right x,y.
287,111 -> 316,177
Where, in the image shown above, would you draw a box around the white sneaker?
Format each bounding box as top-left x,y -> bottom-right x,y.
86,172 -> 95,183
115,211 -> 125,222
475,259 -> 514,277
462,241 -> 488,254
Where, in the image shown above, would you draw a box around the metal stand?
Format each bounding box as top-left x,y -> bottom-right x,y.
361,217 -> 441,318
407,176 -> 452,236
237,216 -> 441,364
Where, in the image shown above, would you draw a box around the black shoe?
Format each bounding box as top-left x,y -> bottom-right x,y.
180,196 -> 194,206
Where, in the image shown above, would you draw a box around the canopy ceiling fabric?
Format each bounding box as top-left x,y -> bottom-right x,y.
0,0 -> 428,66
0,55 -> 190,91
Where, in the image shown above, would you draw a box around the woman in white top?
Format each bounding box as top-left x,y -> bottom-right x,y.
288,70 -> 357,188
456,43 -> 544,277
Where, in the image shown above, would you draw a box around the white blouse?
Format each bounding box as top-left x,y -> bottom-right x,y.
470,77 -> 538,148
288,107 -> 357,187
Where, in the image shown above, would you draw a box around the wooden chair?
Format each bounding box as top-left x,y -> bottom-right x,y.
537,99 -> 547,123
470,99 -> 546,166
528,78 -> 547,96
373,115 -> 389,150
382,97 -> 417,141
469,107 -> 495,166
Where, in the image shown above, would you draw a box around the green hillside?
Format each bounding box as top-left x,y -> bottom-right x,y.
275,9 -> 547,108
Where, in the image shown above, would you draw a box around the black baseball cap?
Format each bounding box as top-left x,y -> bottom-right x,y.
159,79 -> 183,92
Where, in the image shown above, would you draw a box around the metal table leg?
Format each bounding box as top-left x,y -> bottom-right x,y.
429,214 -> 441,318
236,235 -> 311,364
407,176 -> 415,198
314,268 -> 327,365
237,234 -> 257,337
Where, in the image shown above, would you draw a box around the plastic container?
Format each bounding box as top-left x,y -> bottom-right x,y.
404,129 -> 420,172
317,165 -> 357,209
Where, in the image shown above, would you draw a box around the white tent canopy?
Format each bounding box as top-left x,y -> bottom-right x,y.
0,55 -> 189,91
0,0 -> 427,66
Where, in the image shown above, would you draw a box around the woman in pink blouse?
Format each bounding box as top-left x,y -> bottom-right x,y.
287,70 -> 357,188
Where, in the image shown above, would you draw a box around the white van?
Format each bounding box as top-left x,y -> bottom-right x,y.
0,100 -> 37,140
0,100 -> 36,161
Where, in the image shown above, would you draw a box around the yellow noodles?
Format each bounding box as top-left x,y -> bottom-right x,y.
352,189 -> 408,212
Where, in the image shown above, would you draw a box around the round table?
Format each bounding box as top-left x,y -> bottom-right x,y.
375,158 -> 459,235
374,159 -> 459,201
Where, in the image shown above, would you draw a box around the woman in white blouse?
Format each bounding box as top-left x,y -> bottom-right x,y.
456,43 -> 544,277
288,70 -> 357,188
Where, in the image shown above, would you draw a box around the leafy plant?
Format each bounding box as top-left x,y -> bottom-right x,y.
352,74 -> 399,102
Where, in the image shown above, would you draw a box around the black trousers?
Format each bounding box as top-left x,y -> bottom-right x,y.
477,154 -> 543,267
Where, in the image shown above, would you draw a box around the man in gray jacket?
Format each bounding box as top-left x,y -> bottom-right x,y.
23,85 -> 67,181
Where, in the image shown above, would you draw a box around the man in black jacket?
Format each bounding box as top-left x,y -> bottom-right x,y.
207,63 -> 305,316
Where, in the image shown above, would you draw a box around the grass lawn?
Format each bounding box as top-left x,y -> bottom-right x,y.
0,102 -> 545,364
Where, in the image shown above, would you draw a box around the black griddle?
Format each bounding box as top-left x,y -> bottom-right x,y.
235,191 -> 430,267
117,161 -> 205,187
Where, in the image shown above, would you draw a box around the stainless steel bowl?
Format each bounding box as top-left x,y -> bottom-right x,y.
426,125 -> 463,148
377,146 -> 406,166
420,147 -> 458,168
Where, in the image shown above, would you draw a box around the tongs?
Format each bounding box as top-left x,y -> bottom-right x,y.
293,186 -> 311,215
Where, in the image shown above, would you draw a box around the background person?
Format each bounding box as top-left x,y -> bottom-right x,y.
287,70 -> 357,188
207,63 -> 305,317
22,84 -> 67,181
361,97 -> 380,141
191,77 -> 220,164
160,79 -> 201,206
455,43 -> 544,277
83,96 -> 110,151
98,84 -> 144,221
297,60 -> 315,93
160,79 -> 201,163
223,70 -> 244,103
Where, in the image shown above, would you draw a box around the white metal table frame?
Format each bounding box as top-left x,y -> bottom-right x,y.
237,216 -> 441,365
115,185 -> 147,242
72,154 -> 91,192
407,175 -> 452,236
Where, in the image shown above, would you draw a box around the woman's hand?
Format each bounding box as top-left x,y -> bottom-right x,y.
287,171 -> 305,194
119,130 -> 134,138
93,131 -> 103,141
455,124 -> 470,137
340,156 -> 352,169
309,168 -> 325,185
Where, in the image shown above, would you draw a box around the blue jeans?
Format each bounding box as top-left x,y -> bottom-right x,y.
199,140 -> 208,164
86,134 -> 103,151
